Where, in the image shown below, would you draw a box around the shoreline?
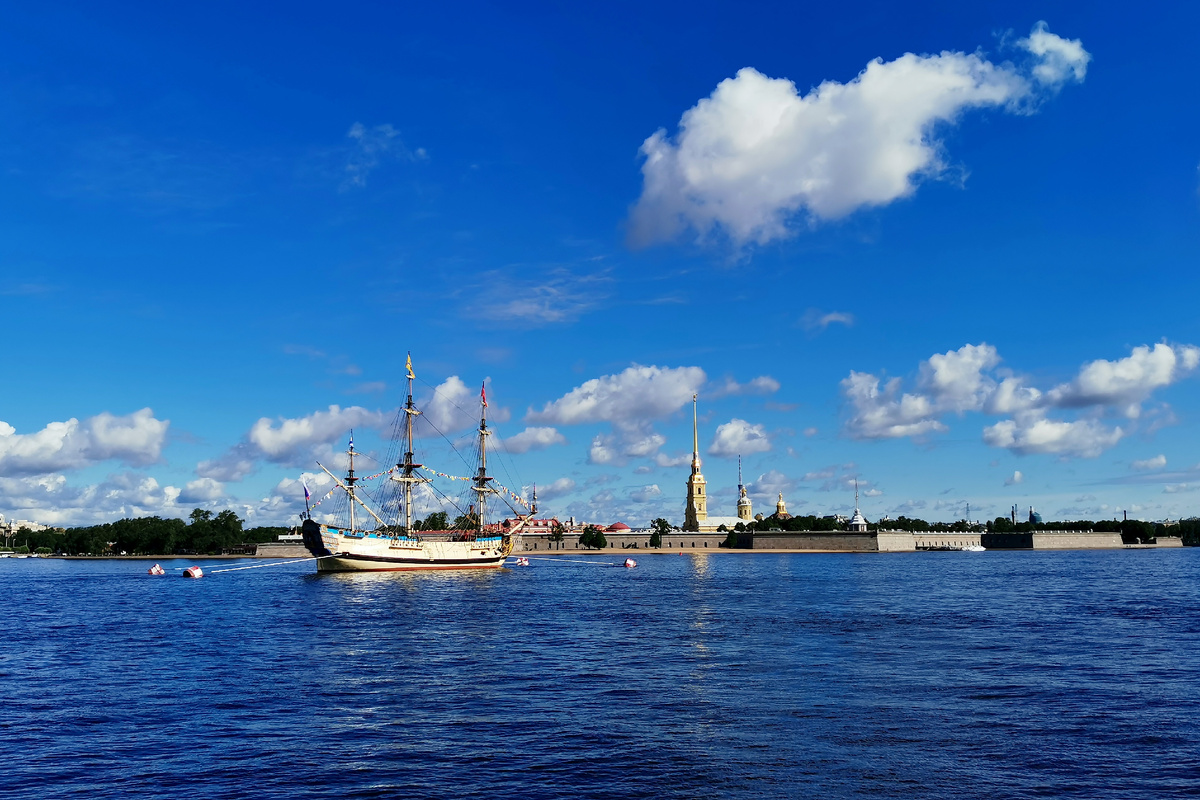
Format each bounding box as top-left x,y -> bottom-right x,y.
25,542 -> 1194,560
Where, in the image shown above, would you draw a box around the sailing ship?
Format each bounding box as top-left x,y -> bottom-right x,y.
300,357 -> 532,572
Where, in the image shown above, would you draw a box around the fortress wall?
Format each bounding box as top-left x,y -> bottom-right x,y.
749,532 -> 881,551
519,532 -> 726,551
913,533 -> 982,549
255,543 -> 311,557
980,531 -> 1125,550
1031,532 -> 1125,549
876,532 -> 917,552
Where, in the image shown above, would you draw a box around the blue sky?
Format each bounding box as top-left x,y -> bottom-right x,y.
3,1 -> 1200,528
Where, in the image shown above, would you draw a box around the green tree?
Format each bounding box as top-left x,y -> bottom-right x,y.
649,518 -> 671,548
548,520 -> 566,543
416,511 -> 449,531
452,511 -> 480,530
579,525 -> 607,549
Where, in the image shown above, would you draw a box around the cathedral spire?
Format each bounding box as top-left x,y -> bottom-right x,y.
684,392 -> 706,531
691,393 -> 701,471
737,454 -> 752,521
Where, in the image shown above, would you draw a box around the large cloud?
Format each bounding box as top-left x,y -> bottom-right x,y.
708,419 -> 771,458
529,365 -> 707,465
0,471 -> 184,526
1045,343 -> 1200,416
247,404 -> 388,465
982,417 -> 1124,458
528,365 -> 706,426
844,342 -> 1199,458
629,23 -> 1088,247
0,409 -> 169,477
498,426 -> 567,454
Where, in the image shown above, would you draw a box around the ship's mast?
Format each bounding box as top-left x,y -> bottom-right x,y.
473,382 -> 492,536
401,353 -> 420,534
387,353 -> 427,535
347,431 -> 357,533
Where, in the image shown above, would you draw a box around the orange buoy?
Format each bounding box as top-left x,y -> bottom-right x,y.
148,563 -> 165,576
624,558 -> 637,568
182,566 -> 204,579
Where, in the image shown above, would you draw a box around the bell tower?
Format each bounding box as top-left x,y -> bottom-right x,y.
737,455 -> 752,521
683,394 -> 707,531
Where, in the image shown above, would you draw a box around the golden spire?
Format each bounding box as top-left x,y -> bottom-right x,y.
692,393 -> 698,452
691,393 -> 701,472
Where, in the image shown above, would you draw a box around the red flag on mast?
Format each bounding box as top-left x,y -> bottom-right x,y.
481,382 -> 488,407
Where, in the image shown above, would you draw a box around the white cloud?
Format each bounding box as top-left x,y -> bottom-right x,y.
630,484 -> 662,503
802,309 -> 855,331
709,419 -> 771,458
841,371 -> 946,439
0,409 -> 169,477
843,344 -> 1004,438
983,416 -> 1124,458
918,343 -> 1001,414
1045,343 -> 1200,416
499,426 -> 567,454
984,377 -> 1043,415
746,469 -> 797,502
707,375 -> 781,398
1005,470 -> 1024,486
0,471 -> 186,526
845,341 -> 1198,459
529,365 -> 706,426
179,477 -> 225,504
343,122 -> 425,190
196,446 -> 256,482
421,376 -> 478,434
1131,455 -> 1167,471
247,404 -> 388,465
629,24 -> 1087,247
800,462 -> 871,493
588,433 -> 620,465
473,268 -> 607,327
1020,21 -> 1091,86
586,423 -> 668,466
654,452 -> 691,468
531,365 -> 706,466
535,477 -> 576,501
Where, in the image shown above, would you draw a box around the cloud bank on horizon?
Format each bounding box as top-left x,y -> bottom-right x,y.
628,22 -> 1090,248
842,342 -> 1200,458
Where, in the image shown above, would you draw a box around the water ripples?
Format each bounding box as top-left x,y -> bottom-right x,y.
1,549 -> 1198,798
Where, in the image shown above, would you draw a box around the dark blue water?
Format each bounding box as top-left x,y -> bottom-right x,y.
2,550 -> 1198,799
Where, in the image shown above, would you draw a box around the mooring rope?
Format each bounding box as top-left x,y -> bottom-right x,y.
169,555 -> 338,574
512,556 -> 627,567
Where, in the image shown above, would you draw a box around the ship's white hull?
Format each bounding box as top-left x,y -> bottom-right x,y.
302,520 -> 515,572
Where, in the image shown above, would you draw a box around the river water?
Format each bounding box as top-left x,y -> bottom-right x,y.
2,549 -> 1197,799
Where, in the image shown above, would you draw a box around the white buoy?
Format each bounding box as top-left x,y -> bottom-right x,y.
148,563 -> 165,576
182,566 -> 204,579
624,558 -> 637,568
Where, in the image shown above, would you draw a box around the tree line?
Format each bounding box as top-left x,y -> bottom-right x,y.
704,514 -> 1200,546
3,509 -> 289,556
